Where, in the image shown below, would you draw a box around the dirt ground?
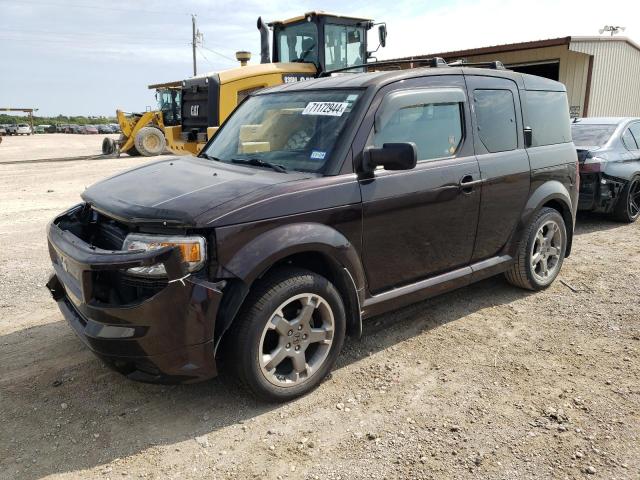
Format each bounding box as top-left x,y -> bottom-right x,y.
0,157 -> 638,480
0,134 -> 119,163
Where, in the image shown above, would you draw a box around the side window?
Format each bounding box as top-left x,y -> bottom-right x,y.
629,123 -> 640,150
473,89 -> 517,153
368,88 -> 467,162
622,128 -> 638,150
524,90 -> 571,147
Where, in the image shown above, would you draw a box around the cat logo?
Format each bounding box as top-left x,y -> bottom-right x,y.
190,105 -> 200,116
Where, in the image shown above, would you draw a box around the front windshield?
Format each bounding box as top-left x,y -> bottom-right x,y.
571,124 -> 616,147
202,90 -> 362,173
324,24 -> 366,71
157,88 -> 182,126
276,22 -> 318,64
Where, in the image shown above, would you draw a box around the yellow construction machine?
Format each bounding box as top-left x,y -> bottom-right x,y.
102,81 -> 182,157
163,11 -> 387,155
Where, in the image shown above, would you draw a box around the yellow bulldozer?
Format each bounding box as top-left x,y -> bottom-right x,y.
101,81 -> 182,157
164,11 -> 387,155
104,11 -> 386,158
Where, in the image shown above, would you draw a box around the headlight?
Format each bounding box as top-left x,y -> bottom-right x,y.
122,234 -> 206,277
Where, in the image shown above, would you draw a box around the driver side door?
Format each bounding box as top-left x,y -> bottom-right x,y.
356,76 -> 481,294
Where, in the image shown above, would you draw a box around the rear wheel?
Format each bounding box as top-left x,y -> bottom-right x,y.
505,207 -> 567,291
101,137 -> 115,155
612,176 -> 640,223
227,267 -> 346,402
133,127 -> 166,157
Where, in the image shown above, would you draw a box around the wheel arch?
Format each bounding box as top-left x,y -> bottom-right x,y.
213,223 -> 366,354
510,180 -> 576,257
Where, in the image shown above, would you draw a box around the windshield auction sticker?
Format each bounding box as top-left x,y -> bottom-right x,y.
302,102 -> 349,117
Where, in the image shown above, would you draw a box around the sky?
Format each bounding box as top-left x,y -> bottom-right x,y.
1,0 -> 639,117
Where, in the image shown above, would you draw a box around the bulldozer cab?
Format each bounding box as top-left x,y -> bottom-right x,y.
166,12 -> 385,156
156,88 -> 181,127
270,12 -> 376,73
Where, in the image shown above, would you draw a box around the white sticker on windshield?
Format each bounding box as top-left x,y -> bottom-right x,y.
302,102 -> 349,117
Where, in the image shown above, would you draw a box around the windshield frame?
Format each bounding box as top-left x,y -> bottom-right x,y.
200,87 -> 371,176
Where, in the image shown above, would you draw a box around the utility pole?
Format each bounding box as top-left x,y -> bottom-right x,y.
192,14 -> 197,76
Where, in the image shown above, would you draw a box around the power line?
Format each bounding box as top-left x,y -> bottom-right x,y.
199,45 -> 238,63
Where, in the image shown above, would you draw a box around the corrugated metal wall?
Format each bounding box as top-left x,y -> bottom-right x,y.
448,46 -> 591,116
570,40 -> 640,116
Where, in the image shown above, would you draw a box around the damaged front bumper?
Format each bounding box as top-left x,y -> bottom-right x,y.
578,172 -> 625,213
46,211 -> 224,383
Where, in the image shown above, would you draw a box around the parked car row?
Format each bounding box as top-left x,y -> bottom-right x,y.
55,123 -> 120,134
0,123 -> 120,135
1,123 -> 33,135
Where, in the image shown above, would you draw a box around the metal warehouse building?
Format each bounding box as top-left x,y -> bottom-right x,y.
388,36 -> 640,118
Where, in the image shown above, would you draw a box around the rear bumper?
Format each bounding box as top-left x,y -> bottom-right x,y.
578,172 -> 624,213
46,212 -> 223,383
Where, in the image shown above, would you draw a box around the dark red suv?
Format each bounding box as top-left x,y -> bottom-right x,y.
47,64 -> 578,401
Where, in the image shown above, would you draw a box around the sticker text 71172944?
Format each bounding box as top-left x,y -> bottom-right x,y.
302,102 -> 349,117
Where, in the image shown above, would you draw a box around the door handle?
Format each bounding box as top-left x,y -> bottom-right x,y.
459,175 -> 482,193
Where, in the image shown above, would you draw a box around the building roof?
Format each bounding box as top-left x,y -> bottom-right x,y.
387,35 -> 640,62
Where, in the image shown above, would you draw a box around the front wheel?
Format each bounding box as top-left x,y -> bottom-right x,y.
227,267 -> 346,402
612,176 -> 640,223
134,126 -> 166,156
505,207 -> 567,291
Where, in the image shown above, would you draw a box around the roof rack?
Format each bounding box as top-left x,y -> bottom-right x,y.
320,57 -> 449,76
448,60 -> 507,70
321,57 -> 508,76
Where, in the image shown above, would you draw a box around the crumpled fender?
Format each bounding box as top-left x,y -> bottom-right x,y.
219,222 -> 366,291
602,158 -> 640,181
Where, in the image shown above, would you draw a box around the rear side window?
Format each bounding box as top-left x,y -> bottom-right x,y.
623,127 -> 639,150
629,123 -> 640,149
372,103 -> 463,161
473,89 -> 517,152
524,91 -> 571,147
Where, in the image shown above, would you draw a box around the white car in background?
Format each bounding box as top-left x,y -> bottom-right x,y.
15,124 -> 33,135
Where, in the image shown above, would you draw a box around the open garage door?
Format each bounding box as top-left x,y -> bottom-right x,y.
507,61 -> 560,81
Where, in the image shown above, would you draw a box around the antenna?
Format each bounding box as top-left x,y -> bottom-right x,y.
599,25 -> 626,36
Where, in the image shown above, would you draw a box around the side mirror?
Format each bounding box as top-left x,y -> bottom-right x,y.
378,24 -> 387,48
524,127 -> 533,148
363,142 -> 417,172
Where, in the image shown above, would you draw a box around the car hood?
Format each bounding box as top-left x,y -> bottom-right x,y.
81,156 -> 310,227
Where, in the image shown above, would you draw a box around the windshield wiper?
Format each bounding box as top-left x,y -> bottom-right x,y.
231,158 -> 288,173
199,153 -> 221,161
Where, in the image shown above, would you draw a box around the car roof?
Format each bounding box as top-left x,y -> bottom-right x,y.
257,66 -> 566,94
571,117 -> 639,125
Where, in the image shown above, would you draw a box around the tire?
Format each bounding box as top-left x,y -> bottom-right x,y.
505,207 -> 567,291
133,127 -> 165,157
612,176 -> 640,223
101,137 -> 115,155
126,146 -> 141,156
227,267 -> 346,402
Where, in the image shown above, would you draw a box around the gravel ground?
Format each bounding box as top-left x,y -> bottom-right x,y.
0,134 -> 119,163
0,157 -> 638,480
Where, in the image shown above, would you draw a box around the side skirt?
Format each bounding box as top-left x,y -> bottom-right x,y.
361,255 -> 512,319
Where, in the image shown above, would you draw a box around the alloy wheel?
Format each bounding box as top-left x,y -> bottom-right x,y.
628,179 -> 640,219
530,220 -> 563,283
258,293 -> 334,387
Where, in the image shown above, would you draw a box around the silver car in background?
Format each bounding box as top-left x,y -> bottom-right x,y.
572,117 -> 640,223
